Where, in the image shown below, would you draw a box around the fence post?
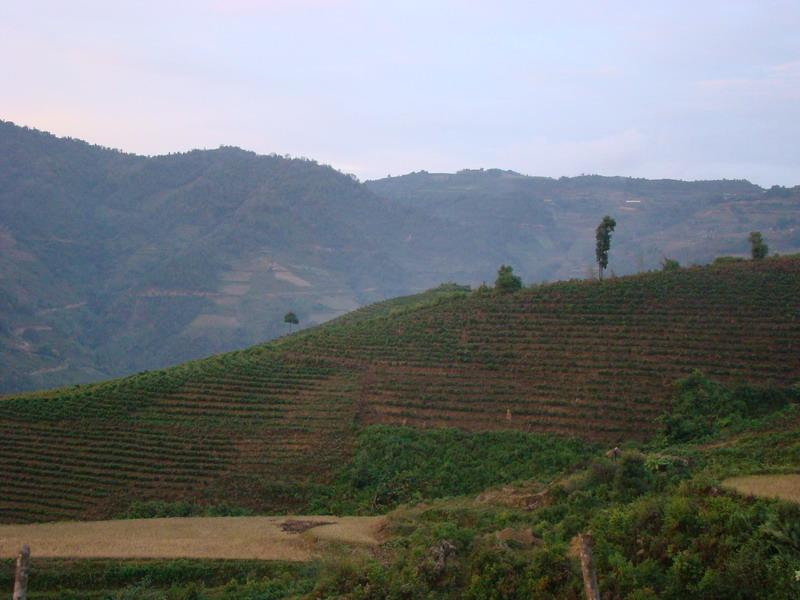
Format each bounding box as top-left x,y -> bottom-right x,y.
12,544 -> 29,600
578,533 -> 600,600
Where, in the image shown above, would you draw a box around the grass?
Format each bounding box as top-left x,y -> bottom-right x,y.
722,474 -> 800,503
0,515 -> 384,561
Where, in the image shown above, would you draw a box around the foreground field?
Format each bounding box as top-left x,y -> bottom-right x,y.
0,515 -> 384,561
0,398 -> 797,598
723,474 -> 800,503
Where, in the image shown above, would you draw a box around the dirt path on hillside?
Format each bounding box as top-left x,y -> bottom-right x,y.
0,515 -> 385,561
722,474 -> 800,503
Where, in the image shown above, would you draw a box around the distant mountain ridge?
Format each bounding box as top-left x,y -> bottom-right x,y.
2,120 -> 799,392
0,120 -> 476,391
366,168 -> 799,281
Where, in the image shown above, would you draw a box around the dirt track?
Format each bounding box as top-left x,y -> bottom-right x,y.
0,515 -> 384,561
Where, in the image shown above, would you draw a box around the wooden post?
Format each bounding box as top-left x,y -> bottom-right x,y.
13,544 -> 30,600
578,533 -> 600,600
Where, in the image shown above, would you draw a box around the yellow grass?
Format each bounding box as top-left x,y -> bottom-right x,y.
0,515 -> 384,561
722,474 -> 800,504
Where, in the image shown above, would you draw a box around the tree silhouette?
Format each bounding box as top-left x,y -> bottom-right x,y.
748,231 -> 768,260
595,216 -> 617,280
494,265 -> 522,293
283,311 -> 299,332
661,258 -> 680,272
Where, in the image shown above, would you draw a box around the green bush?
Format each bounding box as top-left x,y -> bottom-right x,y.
660,371 -> 798,443
312,426 -> 592,513
613,451 -> 652,500
494,265 -> 523,293
661,258 -> 681,271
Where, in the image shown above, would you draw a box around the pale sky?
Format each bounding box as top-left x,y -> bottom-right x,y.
2,0 -> 799,185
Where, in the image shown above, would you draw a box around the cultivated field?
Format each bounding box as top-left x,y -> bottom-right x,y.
723,474 -> 800,503
0,257 -> 798,523
0,515 -> 384,561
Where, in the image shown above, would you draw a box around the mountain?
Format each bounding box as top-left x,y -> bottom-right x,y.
1,257 -> 797,524
367,168 -> 800,282
0,121 -> 474,392
2,121 -> 800,393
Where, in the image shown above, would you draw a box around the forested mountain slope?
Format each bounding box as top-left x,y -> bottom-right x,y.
3,120 -> 799,392
0,258 -> 797,524
0,121 -> 472,392
367,169 -> 800,282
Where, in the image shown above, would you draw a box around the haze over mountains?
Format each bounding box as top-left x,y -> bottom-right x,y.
2,119 -> 799,392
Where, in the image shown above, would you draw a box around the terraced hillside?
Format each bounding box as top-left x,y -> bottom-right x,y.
1,258 -> 798,523
303,258 -> 799,439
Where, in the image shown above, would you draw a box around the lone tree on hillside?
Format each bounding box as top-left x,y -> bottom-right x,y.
495,265 -> 523,293
748,231 -> 768,260
661,257 -> 681,272
595,215 -> 617,280
283,311 -> 299,332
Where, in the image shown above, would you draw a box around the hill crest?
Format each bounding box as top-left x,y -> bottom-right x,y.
0,257 -> 798,523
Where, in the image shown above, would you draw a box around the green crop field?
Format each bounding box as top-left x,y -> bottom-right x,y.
0,257 -> 798,524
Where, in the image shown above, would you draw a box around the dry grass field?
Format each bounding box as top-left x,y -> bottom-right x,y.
722,474 -> 800,503
0,515 -> 384,561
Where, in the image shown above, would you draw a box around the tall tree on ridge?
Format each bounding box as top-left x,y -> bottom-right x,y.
595,216 -> 617,281
495,265 -> 523,293
283,311 -> 299,332
748,231 -> 768,260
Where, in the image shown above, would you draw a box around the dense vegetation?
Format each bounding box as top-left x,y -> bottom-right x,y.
659,370 -> 798,443
4,375 -> 798,598
312,377 -> 800,599
0,257 -> 798,525
307,375 -> 800,599
310,427 -> 592,514
4,120 -> 800,392
0,559 -> 316,599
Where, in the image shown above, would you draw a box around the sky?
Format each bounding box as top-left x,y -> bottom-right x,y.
2,0 -> 799,185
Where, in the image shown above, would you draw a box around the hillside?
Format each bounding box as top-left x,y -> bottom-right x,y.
0,120 -> 473,392
367,169 -> 800,282
1,397 -> 798,598
3,121 -> 800,393
1,257 -> 798,525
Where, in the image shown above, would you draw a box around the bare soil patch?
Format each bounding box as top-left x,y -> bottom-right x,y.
0,516 -> 384,561
722,474 -> 800,503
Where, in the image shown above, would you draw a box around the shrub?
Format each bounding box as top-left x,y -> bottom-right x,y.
749,231 -> 769,260
660,371 -> 798,443
613,451 -> 652,500
494,265 -> 523,293
661,258 -> 681,271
